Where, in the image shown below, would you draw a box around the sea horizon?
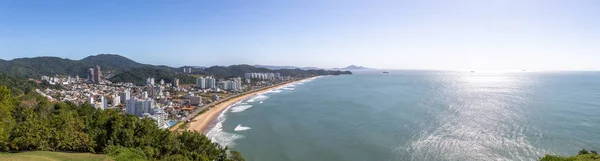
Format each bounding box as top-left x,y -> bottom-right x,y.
205,70 -> 600,161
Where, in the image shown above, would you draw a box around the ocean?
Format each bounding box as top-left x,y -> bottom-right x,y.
205,70 -> 600,161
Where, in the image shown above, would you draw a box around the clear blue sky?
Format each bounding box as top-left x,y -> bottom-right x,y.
1,0 -> 599,70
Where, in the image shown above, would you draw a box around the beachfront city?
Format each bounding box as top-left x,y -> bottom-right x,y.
35,65 -> 302,130
2,0 -> 598,160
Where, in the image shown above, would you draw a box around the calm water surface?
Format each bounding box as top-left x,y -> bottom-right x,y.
206,71 -> 600,161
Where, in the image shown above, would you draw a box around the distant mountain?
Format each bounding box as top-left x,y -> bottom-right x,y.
335,65 -> 373,70
254,65 -> 321,70
0,54 -> 352,85
79,54 -> 146,71
300,67 -> 321,70
254,65 -> 298,70
0,54 -> 154,78
180,66 -> 205,69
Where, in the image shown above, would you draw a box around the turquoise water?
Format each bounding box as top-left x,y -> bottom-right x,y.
206,71 -> 600,161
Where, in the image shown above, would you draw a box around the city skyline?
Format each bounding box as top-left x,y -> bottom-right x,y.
1,0 -> 599,71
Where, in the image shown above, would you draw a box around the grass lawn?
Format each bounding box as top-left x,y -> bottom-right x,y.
0,151 -> 112,161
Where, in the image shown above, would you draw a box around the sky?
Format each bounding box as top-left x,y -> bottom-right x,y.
1,0 -> 599,71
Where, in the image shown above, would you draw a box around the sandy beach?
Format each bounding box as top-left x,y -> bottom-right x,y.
185,77 -> 313,133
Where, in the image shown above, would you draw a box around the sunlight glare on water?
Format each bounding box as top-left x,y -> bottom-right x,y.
406,72 -> 544,160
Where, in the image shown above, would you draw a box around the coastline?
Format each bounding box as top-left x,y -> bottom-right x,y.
186,77 -> 315,133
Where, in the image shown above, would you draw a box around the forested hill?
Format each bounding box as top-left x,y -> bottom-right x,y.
0,73 -> 62,96
0,54 -> 352,85
202,65 -> 352,78
108,67 -> 196,85
0,54 -> 151,78
111,65 -> 351,85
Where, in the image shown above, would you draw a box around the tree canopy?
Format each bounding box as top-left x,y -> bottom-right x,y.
0,85 -> 244,161
540,149 -> 600,161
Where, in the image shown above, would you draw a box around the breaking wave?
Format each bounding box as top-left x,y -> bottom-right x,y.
247,94 -> 269,103
230,105 -> 253,113
234,124 -> 251,131
205,103 -> 244,147
206,76 -> 321,148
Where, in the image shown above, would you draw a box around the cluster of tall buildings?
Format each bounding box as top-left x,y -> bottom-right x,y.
126,95 -> 169,128
88,95 -> 108,110
218,78 -> 243,91
126,97 -> 155,117
88,65 -> 102,83
182,67 -> 193,73
146,78 -> 155,86
244,73 -> 281,80
196,77 -> 217,89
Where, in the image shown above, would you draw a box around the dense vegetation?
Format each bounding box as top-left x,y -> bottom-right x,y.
540,149 -> 600,161
0,54 -> 150,78
199,65 -> 351,78
0,85 -> 244,161
0,54 -> 352,85
109,67 -> 196,85
0,151 -> 112,161
0,73 -> 61,96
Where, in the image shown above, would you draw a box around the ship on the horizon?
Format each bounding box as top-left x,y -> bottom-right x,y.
382,71 -> 389,74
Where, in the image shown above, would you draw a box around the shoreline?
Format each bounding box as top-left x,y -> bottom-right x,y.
185,77 -> 315,133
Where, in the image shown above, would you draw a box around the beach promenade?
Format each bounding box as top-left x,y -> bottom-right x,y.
170,77 -> 313,133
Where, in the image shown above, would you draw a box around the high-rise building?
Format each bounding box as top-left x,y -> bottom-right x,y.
126,98 -> 136,115
206,77 -> 216,89
174,78 -> 179,87
182,67 -> 192,73
126,98 -> 155,117
142,91 -> 148,99
230,81 -> 238,91
147,108 -> 168,128
196,77 -> 206,89
99,96 -> 107,110
160,79 -> 164,85
119,89 -> 130,104
218,81 -> 228,90
268,73 -> 275,80
95,65 -> 102,83
112,94 -> 120,107
88,68 -> 95,82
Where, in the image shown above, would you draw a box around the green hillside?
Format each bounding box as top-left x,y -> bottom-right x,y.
108,67 -> 196,85
0,84 -> 244,161
0,151 -> 111,161
0,54 -> 352,85
0,54 -> 148,78
540,149 -> 600,161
